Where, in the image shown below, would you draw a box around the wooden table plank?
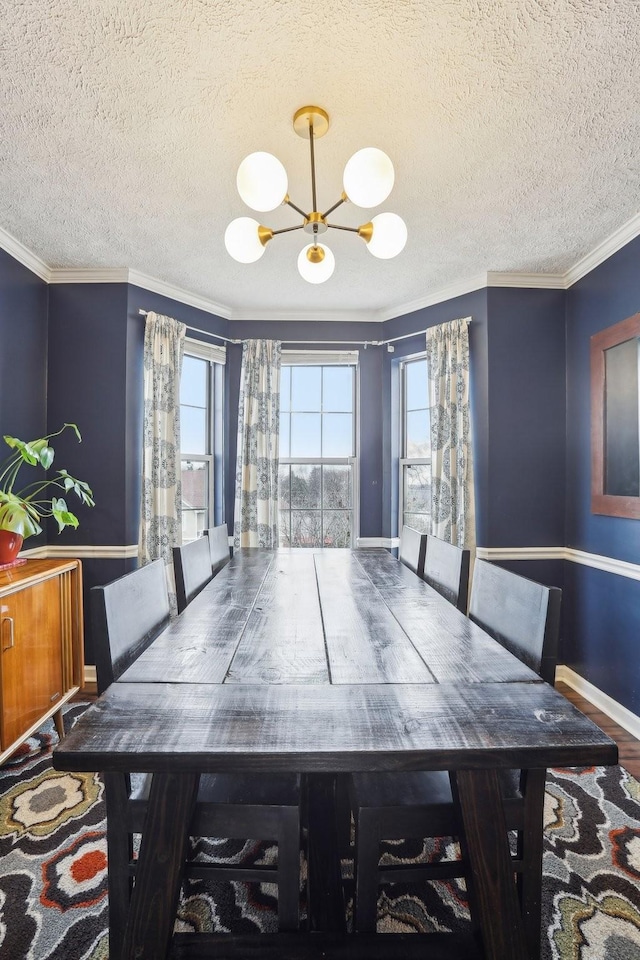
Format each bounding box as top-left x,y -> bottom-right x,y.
226,552 -> 329,684
354,551 -> 541,683
120,551 -> 273,684
53,680 -> 618,774
313,552 -> 435,684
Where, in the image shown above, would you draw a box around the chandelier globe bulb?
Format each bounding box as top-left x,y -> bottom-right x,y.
236,152 -> 288,212
366,212 -> 408,259
297,243 -> 335,283
224,217 -> 268,263
343,147 -> 395,208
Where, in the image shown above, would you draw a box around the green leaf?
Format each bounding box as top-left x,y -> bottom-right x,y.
51,498 -> 79,533
0,493 -> 42,537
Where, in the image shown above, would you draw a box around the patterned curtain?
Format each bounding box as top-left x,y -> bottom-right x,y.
138,312 -> 186,596
233,339 -> 281,548
425,317 -> 475,549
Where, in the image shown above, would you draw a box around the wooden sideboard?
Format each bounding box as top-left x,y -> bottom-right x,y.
0,558 -> 84,763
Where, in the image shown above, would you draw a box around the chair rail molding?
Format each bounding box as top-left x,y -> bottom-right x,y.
477,546 -> 640,582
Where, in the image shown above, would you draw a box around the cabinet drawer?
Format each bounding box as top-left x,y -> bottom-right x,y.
1,577 -> 64,749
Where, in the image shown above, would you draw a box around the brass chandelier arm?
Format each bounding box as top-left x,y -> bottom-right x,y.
326,223 -> 358,232
271,224 -> 306,236
327,221 -> 374,242
309,121 -> 318,212
285,197 -> 309,218
322,193 -> 348,219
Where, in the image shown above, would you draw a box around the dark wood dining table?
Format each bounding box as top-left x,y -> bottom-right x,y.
53,548 -> 617,960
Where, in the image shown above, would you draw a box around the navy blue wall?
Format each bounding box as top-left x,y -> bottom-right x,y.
484,288 -> 566,549
0,250 -> 49,547
564,235 -> 640,713
0,250 -> 48,438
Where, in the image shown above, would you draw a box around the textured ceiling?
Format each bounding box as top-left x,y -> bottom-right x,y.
1,0 -> 639,320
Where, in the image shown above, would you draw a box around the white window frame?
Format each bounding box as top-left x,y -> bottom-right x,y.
279,351 -> 359,548
180,338 -> 226,542
399,352 -> 431,536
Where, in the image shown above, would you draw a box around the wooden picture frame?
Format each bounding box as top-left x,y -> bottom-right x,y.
591,311 -> 640,518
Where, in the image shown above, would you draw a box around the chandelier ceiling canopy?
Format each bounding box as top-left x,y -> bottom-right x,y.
225,106 -> 407,284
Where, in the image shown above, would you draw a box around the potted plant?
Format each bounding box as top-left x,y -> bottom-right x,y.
0,423 -> 95,565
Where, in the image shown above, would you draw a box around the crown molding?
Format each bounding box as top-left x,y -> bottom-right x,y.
48,267 -> 129,284
128,270 -> 232,320
486,271 -> 566,289
2,210 -> 640,320
231,306 -> 378,322
563,210 -> 640,287
375,273 -> 489,322
0,225 -> 51,282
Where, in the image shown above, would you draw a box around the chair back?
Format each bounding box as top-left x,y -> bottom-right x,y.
468,559 -> 561,683
423,535 -> 470,612
398,525 -> 428,578
91,559 -> 170,694
204,523 -> 230,576
173,536 -> 214,613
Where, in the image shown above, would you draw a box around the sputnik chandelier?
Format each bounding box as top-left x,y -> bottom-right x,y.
224,106 -> 407,284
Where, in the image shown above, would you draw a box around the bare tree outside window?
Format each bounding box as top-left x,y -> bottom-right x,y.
279,363 -> 356,548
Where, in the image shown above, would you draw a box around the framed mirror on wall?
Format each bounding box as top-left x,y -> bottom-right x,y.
591,311 -> 640,518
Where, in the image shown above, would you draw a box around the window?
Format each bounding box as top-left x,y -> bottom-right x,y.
279,356 -> 357,548
400,356 -> 430,534
179,341 -> 225,543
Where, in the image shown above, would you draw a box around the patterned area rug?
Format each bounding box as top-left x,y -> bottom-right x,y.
1,705 -> 640,959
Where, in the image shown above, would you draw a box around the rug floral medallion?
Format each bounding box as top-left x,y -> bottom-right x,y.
0,706 -> 639,959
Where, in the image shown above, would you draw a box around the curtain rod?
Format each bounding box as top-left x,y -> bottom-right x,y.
138,308 -> 471,349
137,309 -> 240,343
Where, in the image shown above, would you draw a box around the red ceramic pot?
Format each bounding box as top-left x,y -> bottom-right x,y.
0,531 -> 23,565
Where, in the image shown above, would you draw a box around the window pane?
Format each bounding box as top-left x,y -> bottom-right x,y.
323,511 -> 351,548
404,463 -> 431,513
278,464 -> 291,507
280,365 -> 291,411
181,407 -> 207,455
406,358 -> 428,411
180,355 -> 208,407
280,413 -> 290,457
291,413 -> 321,456
403,513 -> 430,535
323,367 -> 353,412
290,464 -> 321,508
290,511 -> 322,548
279,510 -> 291,545
323,465 -> 351,509
181,461 -> 208,542
322,414 -> 353,457
406,410 -> 430,459
292,366 -> 321,411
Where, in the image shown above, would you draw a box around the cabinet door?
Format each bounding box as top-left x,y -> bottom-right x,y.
1,577 -> 64,749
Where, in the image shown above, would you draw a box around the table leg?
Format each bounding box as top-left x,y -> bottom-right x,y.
454,769 -> 528,960
306,773 -> 347,933
121,771 -> 199,960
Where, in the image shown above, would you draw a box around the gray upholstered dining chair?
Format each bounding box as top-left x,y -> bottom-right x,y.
422,534 -> 470,613
398,524 -> 428,578
173,535 -> 214,613
91,560 -> 302,959
348,560 -> 562,957
204,523 -> 231,576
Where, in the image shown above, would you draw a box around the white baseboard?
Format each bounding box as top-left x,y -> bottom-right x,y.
356,538 -> 397,548
556,664 -> 640,741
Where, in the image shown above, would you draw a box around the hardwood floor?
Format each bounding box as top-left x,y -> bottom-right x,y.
556,680 -> 640,779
